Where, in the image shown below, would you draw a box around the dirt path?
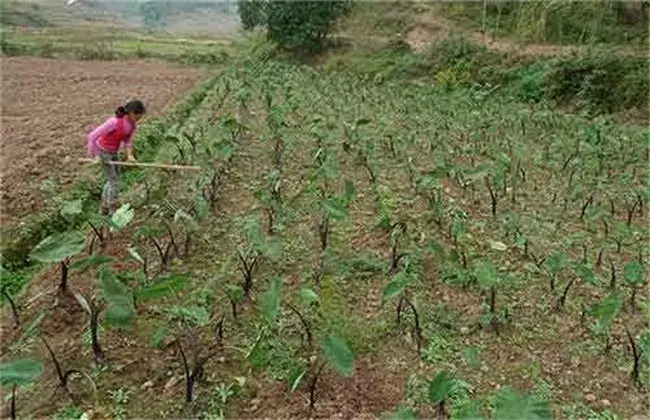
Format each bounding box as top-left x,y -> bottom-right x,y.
0,56 -> 207,229
404,7 -> 647,58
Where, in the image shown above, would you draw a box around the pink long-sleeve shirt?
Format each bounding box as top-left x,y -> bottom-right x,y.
86,116 -> 136,157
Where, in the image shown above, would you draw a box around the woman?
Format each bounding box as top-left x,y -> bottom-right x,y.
87,99 -> 146,215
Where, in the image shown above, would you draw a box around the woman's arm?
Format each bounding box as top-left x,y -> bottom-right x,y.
123,126 -> 137,162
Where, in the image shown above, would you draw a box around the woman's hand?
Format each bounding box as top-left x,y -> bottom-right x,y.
126,153 -> 137,163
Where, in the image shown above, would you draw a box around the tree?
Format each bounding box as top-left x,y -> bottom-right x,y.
267,1 -> 349,48
237,0 -> 350,49
237,0 -> 266,30
139,0 -> 165,30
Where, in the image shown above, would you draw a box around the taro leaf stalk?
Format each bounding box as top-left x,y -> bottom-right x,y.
314,193 -> 351,286
169,303 -> 223,404
0,358 -> 43,420
388,221 -> 408,275
381,269 -> 422,352
1,284 -> 19,329
175,338 -> 220,404
237,218 -> 280,297
485,174 -> 499,216
300,335 -> 354,411
137,226 -> 177,272
41,337 -> 97,400
29,231 -> 86,293
238,248 -> 260,299
623,325 -> 648,388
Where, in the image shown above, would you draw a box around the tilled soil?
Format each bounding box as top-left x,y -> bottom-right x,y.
0,56 -> 207,229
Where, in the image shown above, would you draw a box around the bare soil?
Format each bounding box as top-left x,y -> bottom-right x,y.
0,56 -> 207,229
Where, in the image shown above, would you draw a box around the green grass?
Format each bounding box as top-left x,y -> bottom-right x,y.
0,26 -> 234,64
439,1 -> 649,46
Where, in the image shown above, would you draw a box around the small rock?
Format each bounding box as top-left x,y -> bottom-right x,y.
480,364 -> 489,373
601,399 -> 611,407
246,398 -> 260,412
217,356 -> 226,363
164,376 -> 180,394
585,393 -> 597,403
141,380 -> 154,391
460,326 -> 469,335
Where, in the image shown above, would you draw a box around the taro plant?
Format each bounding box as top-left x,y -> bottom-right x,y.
474,260 -> 509,334
74,268 -> 137,364
29,231 -> 85,294
493,387 -> 552,419
382,259 -> 423,353
586,292 -> 623,353
41,337 -> 96,402
427,370 -> 469,418
623,261 -> 644,311
135,225 -> 178,273
60,200 -> 134,252
236,217 -> 280,298
226,284 -> 245,321
253,169 -> 283,234
163,300 -> 222,404
249,278 -> 355,411
0,358 -> 43,419
543,250 -> 567,293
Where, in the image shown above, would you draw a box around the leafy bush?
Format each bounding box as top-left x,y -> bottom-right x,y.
426,37 -> 501,85
238,0 -> 351,49
237,0 -> 266,30
504,63 -> 548,103
73,43 -> 117,61
545,54 -> 649,113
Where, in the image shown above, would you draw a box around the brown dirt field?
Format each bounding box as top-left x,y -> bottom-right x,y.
0,56 -> 208,230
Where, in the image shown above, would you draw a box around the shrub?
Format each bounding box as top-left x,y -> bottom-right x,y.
237,0 -> 266,30
238,0 -> 351,49
545,54 -> 649,113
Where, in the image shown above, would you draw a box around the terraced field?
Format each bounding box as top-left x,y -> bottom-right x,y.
2,48 -> 648,419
